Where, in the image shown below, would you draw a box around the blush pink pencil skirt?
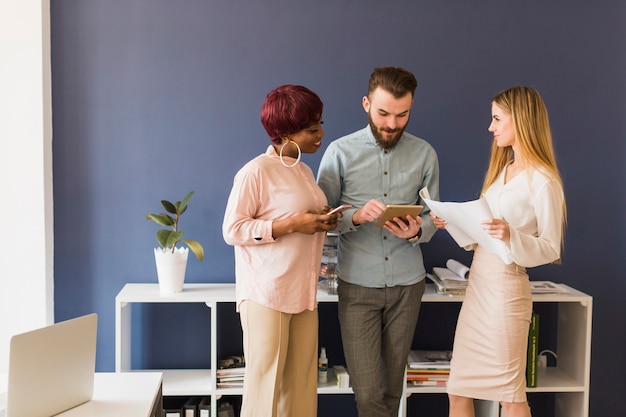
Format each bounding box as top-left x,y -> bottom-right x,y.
446,246 -> 532,403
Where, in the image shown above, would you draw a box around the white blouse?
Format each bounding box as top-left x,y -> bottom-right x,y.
483,166 -> 564,268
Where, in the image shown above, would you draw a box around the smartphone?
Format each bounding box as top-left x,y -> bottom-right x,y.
328,204 -> 352,215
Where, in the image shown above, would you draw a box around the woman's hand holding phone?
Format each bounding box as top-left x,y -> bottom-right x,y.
327,204 -> 352,215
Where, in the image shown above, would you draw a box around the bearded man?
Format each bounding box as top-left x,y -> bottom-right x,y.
317,66 -> 440,417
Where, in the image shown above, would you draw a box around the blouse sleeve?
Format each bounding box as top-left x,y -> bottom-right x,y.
222,167 -> 276,246
508,180 -> 564,267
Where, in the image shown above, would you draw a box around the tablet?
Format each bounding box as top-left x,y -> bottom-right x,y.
376,205 -> 423,227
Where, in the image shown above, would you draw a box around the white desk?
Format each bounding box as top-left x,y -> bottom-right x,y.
55,372 -> 162,417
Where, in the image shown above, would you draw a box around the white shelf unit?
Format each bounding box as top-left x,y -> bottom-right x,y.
115,283 -> 591,417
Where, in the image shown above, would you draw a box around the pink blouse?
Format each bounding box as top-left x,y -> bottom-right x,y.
222,145 -> 328,313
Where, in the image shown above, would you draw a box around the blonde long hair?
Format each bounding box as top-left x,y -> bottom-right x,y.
482,86 -> 567,245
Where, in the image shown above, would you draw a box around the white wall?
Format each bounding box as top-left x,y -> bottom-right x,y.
0,0 -> 54,373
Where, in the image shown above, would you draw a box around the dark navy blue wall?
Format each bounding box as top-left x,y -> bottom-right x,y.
50,0 -> 625,415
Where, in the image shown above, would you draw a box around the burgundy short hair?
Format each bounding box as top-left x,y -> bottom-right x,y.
260,85 -> 323,145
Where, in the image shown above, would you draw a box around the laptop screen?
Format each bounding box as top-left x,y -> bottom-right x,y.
5,313 -> 97,417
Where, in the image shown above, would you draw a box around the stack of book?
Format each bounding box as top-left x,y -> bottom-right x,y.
319,233 -> 339,294
407,350 -> 452,386
427,259 -> 470,295
216,365 -> 245,388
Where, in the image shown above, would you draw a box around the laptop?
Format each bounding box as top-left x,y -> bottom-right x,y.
2,313 -> 98,417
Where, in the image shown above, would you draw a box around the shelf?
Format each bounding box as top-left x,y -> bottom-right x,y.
317,368 -> 354,394
528,367 -> 586,393
116,282 -> 591,417
210,368 -> 355,396
116,282 -> 589,305
116,283 -> 236,304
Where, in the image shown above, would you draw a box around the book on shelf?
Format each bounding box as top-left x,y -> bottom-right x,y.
407,370 -> 450,377
408,349 -> 452,369
406,359 -> 450,386
406,374 -> 449,381
410,379 -> 447,386
526,311 -> 539,388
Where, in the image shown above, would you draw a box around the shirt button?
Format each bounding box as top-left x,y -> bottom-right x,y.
385,257 -> 389,261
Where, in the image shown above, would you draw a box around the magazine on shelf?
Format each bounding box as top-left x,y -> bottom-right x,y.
433,259 -> 470,282
427,259 -> 470,295
407,350 -> 452,369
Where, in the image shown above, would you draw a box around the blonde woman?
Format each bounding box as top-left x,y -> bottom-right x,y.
431,86 -> 566,417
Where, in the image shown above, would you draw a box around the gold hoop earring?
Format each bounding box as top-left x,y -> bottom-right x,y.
279,141 -> 301,168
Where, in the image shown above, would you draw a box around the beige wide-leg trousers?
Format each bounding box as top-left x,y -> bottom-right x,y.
239,300 -> 318,417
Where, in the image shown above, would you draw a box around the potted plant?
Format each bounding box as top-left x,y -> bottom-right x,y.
147,191 -> 204,294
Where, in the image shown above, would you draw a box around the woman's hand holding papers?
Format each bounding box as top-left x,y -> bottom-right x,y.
481,218 -> 510,243
430,212 -> 447,230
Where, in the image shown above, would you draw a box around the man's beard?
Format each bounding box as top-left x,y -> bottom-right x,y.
368,112 -> 407,150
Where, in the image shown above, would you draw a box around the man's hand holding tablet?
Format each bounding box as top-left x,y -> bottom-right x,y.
375,205 -> 423,227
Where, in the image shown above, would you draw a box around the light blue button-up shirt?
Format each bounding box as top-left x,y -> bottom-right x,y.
317,126 -> 440,288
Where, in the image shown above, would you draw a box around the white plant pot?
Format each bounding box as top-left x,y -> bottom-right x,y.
154,247 -> 189,294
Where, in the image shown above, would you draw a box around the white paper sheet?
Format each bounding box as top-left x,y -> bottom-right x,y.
420,187 -> 513,264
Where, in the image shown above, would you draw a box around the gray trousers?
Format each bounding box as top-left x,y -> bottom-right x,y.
338,279 -> 425,417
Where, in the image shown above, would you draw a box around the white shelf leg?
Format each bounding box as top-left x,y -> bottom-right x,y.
205,301 -> 218,416
115,300 -> 131,372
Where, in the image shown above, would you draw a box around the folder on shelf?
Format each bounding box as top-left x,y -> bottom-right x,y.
183,397 -> 202,417
198,397 -> 211,417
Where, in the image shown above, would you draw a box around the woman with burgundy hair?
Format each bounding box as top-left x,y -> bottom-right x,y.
223,85 -> 339,417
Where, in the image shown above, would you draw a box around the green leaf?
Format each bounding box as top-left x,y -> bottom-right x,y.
147,213 -> 175,227
161,200 -> 177,214
156,230 -> 172,248
183,239 -> 204,261
165,231 -> 184,248
179,191 -> 194,214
